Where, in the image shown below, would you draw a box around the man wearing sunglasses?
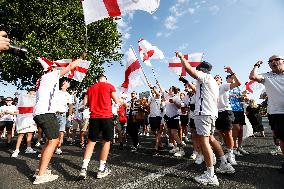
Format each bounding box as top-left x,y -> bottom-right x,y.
249,55 -> 284,173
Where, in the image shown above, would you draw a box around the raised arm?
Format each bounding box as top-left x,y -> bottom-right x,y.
176,51 -> 199,79
249,61 -> 264,82
224,66 -> 241,89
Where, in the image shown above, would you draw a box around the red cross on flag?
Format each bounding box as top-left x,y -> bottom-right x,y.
168,53 -> 203,76
82,0 -> 160,25
138,38 -> 164,66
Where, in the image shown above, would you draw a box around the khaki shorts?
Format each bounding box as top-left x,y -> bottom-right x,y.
194,115 -> 216,136
72,119 -> 89,132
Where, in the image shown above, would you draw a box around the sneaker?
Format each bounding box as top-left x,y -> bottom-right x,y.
233,149 -> 243,156
55,148 -> 62,155
227,153 -> 237,165
35,142 -> 41,147
168,143 -> 174,148
97,167 -> 111,179
181,141 -> 186,147
11,150 -> 20,158
79,168 -> 87,180
146,133 -> 149,137
216,162 -> 235,174
194,171 -> 219,186
131,146 -> 137,152
33,173 -> 59,185
33,168 -> 52,178
195,154 -> 204,164
25,148 -> 37,154
169,147 -> 179,154
174,148 -> 185,157
190,151 -> 197,160
270,146 -> 282,155
238,147 -> 249,155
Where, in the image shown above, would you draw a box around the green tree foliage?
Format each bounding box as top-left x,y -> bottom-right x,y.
0,0 -> 123,91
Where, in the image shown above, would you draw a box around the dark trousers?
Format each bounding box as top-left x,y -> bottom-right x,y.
127,116 -> 139,147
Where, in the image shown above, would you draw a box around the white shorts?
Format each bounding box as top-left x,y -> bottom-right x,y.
194,115 -> 216,136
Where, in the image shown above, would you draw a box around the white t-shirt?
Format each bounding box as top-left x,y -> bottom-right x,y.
0,105 -> 17,121
194,71 -> 219,118
148,96 -> 161,117
163,92 -> 181,118
55,90 -> 72,113
260,71 -> 284,114
218,83 -> 232,111
34,70 -> 60,115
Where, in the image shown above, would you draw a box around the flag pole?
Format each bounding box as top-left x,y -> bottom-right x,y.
129,45 -> 150,86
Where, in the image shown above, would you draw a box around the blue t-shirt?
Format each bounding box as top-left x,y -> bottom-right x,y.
229,87 -> 244,112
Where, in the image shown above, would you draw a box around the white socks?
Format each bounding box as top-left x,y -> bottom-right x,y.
99,160 -> 107,171
82,159 -> 90,169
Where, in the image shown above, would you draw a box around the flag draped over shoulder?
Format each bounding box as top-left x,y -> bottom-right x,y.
37,57 -> 91,82
82,0 -> 160,25
138,38 -> 164,66
121,48 -> 147,92
168,53 -> 203,76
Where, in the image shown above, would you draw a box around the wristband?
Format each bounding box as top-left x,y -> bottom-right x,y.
254,63 -> 260,68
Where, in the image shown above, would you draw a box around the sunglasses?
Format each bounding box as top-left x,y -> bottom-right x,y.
268,58 -> 283,63
6,100 -> 13,101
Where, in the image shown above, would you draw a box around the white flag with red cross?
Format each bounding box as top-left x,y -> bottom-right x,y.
138,38 -> 164,66
82,0 -> 160,25
168,53 -> 203,76
37,57 -> 91,82
121,48 -> 147,92
16,94 -> 37,133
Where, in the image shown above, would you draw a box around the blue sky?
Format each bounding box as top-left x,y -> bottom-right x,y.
1,0 -> 284,101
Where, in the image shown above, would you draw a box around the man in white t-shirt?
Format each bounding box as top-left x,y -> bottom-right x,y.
214,67 -> 241,166
54,78 -> 73,155
32,57 -> 82,185
177,51 -> 235,186
249,55 -> 284,173
0,97 -> 17,146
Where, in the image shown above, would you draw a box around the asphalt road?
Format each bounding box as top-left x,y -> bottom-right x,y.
0,120 -> 283,189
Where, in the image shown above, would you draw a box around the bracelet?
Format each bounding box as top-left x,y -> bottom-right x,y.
254,63 -> 260,68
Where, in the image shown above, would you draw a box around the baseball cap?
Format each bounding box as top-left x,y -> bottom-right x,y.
196,61 -> 212,72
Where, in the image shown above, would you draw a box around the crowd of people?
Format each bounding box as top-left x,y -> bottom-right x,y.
1,31 -> 284,186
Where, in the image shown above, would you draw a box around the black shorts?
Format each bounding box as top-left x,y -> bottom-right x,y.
0,121 -> 14,132
267,114 -> 273,130
189,118 -> 196,130
216,110 -> 235,131
164,115 -> 179,130
180,115 -> 189,126
232,111 -> 246,125
33,113 -> 60,140
149,116 -> 162,132
88,118 -> 114,142
269,114 -> 284,141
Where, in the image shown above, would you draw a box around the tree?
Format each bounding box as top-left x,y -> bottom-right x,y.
0,0 -> 123,91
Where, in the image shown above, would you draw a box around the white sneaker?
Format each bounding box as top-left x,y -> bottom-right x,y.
194,171 -> 219,186
227,153 -> 237,165
35,142 -> 41,147
181,141 -> 186,147
97,167 -> 111,179
174,149 -> 185,157
33,168 -> 52,178
25,147 -> 37,154
55,148 -> 62,155
168,143 -> 174,148
233,149 -> 243,156
190,151 -> 198,160
238,147 -> 249,155
270,146 -> 282,155
195,154 -> 204,164
79,168 -> 87,180
216,162 -> 235,174
169,147 -> 179,154
11,150 -> 20,158
33,173 -> 58,185
146,133 -> 149,137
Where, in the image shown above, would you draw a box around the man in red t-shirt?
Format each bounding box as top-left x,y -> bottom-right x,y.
79,75 -> 120,180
